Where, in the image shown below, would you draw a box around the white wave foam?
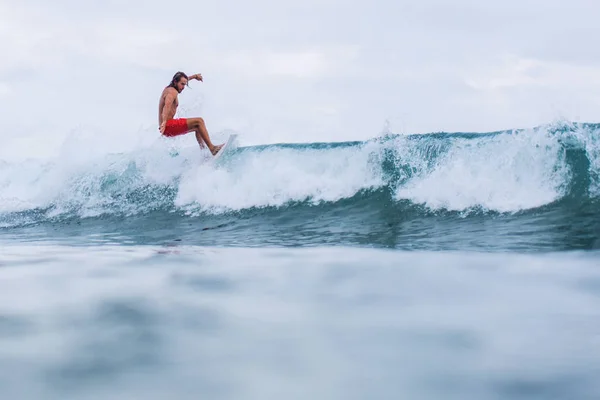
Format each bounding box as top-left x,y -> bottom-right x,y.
0,133 -> 386,218
394,127 -> 572,212
176,142 -> 385,213
1,123 -> 597,220
0,137 -> 189,217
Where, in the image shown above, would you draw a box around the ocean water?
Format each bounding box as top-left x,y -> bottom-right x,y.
1,121 -> 600,399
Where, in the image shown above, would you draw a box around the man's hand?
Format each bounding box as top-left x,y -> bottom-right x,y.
192,73 -> 203,82
159,120 -> 166,134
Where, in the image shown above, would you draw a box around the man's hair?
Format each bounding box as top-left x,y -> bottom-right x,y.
168,71 -> 189,89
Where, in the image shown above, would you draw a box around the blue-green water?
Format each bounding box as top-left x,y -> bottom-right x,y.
1,121 -> 600,399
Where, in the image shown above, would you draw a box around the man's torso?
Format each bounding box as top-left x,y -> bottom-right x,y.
158,87 -> 179,124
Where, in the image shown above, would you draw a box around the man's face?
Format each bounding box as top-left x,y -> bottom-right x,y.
176,77 -> 188,93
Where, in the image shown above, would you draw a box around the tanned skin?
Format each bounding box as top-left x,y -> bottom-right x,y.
159,73 -> 222,155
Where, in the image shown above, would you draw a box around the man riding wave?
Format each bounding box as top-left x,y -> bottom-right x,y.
159,71 -> 223,155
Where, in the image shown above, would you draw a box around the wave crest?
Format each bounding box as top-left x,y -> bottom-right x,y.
1,122 -> 599,228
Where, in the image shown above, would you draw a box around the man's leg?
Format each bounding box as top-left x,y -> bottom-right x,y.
186,118 -> 223,155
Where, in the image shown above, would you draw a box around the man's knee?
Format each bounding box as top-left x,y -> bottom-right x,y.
191,117 -> 205,128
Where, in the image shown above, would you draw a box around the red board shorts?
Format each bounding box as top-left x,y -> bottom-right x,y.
162,118 -> 190,137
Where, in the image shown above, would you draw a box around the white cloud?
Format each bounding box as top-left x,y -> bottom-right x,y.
219,46 -> 359,79
0,82 -> 9,97
465,55 -> 600,90
0,3 -> 60,72
1,0 -> 600,159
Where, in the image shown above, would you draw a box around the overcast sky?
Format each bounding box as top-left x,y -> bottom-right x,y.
1,0 -> 599,159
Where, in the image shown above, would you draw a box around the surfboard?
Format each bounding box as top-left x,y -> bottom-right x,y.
212,134 -> 238,161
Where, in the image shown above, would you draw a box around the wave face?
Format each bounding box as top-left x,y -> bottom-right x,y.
1,122 -> 599,251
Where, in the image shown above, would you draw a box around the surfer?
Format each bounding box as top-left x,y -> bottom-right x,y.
158,71 -> 223,155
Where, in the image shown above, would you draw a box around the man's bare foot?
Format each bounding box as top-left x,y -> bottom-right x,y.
210,144 -> 224,156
